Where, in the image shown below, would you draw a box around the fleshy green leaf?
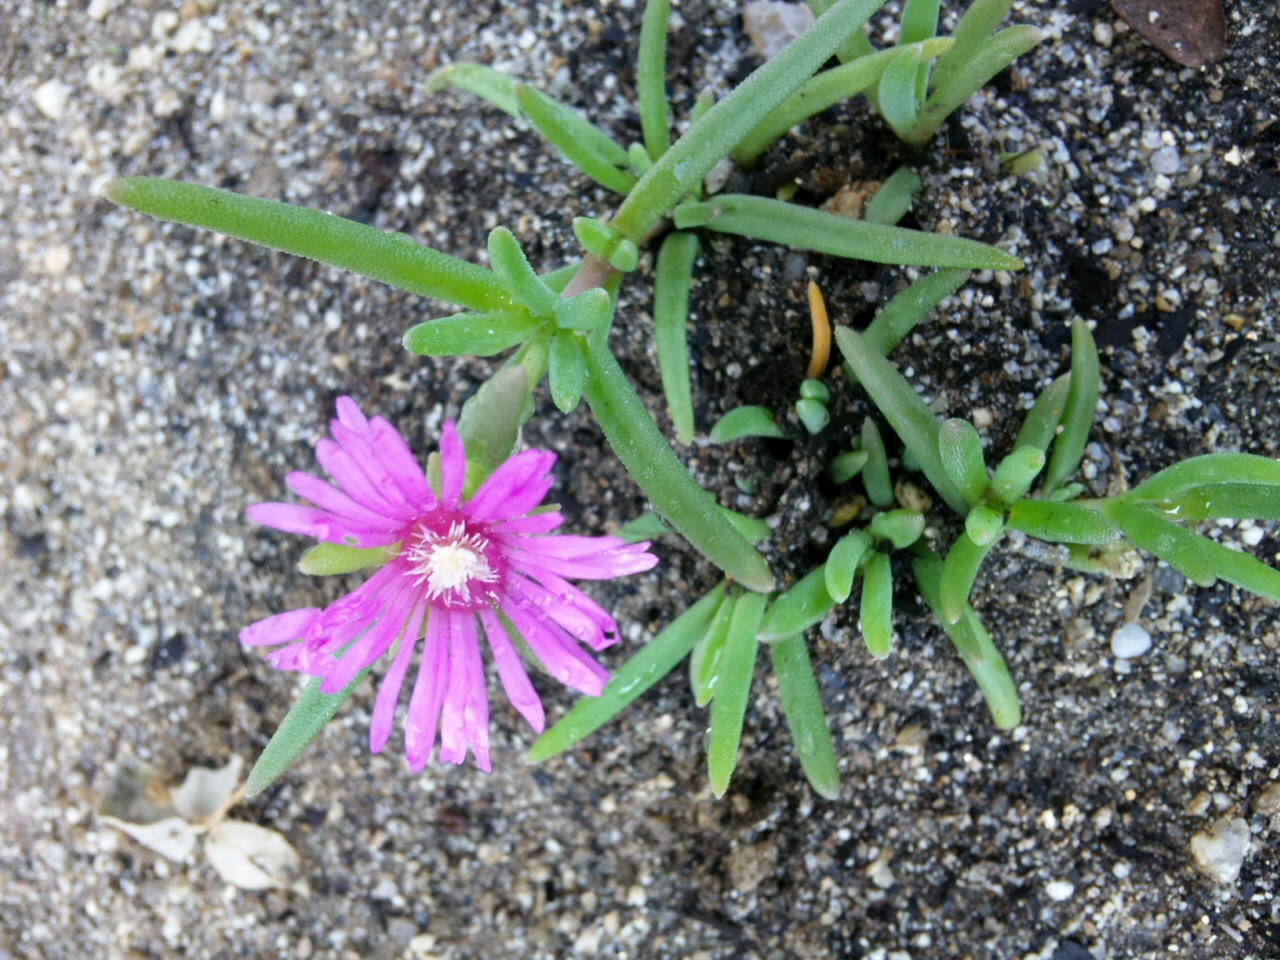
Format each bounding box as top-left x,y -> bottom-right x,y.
638,0 -> 672,159
938,418 -> 989,508
836,327 -> 969,514
931,0 -> 1016,91
553,287 -> 613,332
770,634 -> 841,799
618,511 -> 670,543
912,548 -> 1021,729
456,364 -> 532,486
904,25 -> 1043,147
583,347 -> 776,592
964,505 -> 1005,547
733,40 -> 952,166
825,530 -> 871,603
1124,453 -> 1280,504
1042,318 -> 1099,495
939,531 -> 998,624
1007,499 -> 1121,545
297,543 -> 389,576
860,550 -> 894,658
830,449 -> 869,484
402,310 -> 542,357
877,50 -> 924,139
707,591 -> 767,797
759,567 -> 838,641
528,585 -> 727,762
796,398 -> 831,434
989,445 -> 1047,505
690,590 -> 737,707
514,83 -> 637,195
863,166 -> 923,226
673,194 -> 1022,270
869,509 -> 926,550
710,406 -> 787,442
105,178 -> 513,312
1013,374 -> 1071,453
549,330 -> 588,413
719,507 -> 772,545
1163,483 -> 1280,522
246,671 -> 366,797
861,417 -> 894,507
612,0 -> 890,241
488,226 -> 557,316
857,268 -> 969,366
425,62 -> 520,116
654,231 -> 701,444
1104,500 -> 1280,600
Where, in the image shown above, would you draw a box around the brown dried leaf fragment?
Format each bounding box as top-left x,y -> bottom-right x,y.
1111,0 -> 1226,68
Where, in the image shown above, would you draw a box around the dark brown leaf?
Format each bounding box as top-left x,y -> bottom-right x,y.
1111,0 -> 1227,67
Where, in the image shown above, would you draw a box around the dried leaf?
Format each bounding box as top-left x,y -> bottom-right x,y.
1111,0 -> 1226,68
98,755 -> 199,862
204,820 -> 308,894
100,815 -> 200,863
171,755 -> 243,824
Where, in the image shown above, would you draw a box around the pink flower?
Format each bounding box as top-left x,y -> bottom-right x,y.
241,397 -> 658,771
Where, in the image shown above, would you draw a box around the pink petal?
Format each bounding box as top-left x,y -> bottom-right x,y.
505,573 -> 609,651
404,610 -> 450,771
330,421 -> 416,514
240,608 -> 321,647
481,473 -> 554,524
501,542 -> 659,580
319,581 -> 416,694
302,564 -> 401,655
493,511 -> 565,535
464,450 -> 556,524
316,438 -> 417,520
437,612 -> 490,771
438,421 -> 466,509
370,416 -> 433,506
285,471 -> 404,531
501,591 -> 609,697
246,502 -> 395,548
477,607 -> 545,733
369,600 -> 427,754
335,396 -> 369,431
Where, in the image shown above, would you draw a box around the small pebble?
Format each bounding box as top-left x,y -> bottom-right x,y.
1111,622 -> 1152,658
1189,816 -> 1250,884
1045,880 -> 1075,901
33,79 -> 70,120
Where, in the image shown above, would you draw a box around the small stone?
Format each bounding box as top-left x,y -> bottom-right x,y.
43,244 -> 72,276
727,840 -> 777,893
34,79 -> 70,120
1111,622 -> 1152,659
1045,880 -> 1075,901
1151,145 -> 1180,176
1255,782 -> 1280,817
88,0 -> 113,21
1189,816 -> 1250,884
742,1 -> 816,60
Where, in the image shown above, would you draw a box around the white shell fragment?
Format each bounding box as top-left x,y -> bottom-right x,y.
205,820 -> 308,894
742,2 -> 816,60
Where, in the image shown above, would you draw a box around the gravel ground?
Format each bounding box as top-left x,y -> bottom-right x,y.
2,1 -> 1278,958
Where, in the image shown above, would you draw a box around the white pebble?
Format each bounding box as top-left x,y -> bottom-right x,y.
1111,622 -> 1152,659
88,0 -> 113,21
34,78 -> 70,120
1045,880 -> 1074,901
1151,146 -> 1181,176
1189,816 -> 1250,884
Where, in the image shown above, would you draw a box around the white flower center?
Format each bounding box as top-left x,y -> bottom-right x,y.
406,521 -> 498,605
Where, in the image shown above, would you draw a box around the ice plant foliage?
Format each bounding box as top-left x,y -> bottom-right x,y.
241,397 -> 657,771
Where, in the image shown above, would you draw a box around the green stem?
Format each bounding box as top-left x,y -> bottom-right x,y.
582,347 -> 776,593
